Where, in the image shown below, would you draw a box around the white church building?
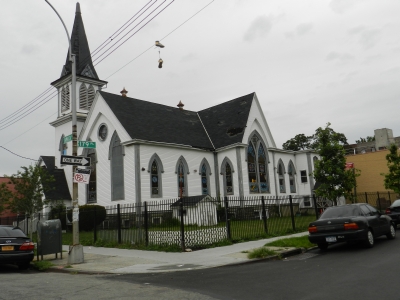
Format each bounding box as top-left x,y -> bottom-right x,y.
41,4 -> 318,208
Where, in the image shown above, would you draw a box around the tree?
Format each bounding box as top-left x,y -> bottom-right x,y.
356,136 -> 375,144
282,134 -> 312,151
7,165 -> 55,238
282,131 -> 348,151
382,144 -> 400,194
313,123 -> 358,204
0,182 -> 13,215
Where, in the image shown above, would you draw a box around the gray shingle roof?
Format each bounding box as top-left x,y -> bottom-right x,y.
100,92 -> 255,150
198,93 -> 254,149
100,92 -> 215,150
40,156 -> 71,201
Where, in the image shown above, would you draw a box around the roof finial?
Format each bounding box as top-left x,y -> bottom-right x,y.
177,101 -> 184,110
76,2 -> 81,14
120,87 -> 128,97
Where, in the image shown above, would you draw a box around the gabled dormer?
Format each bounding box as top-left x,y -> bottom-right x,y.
50,2 -> 107,123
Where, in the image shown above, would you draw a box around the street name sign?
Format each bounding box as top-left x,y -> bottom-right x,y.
73,168 -> 91,184
60,155 -> 91,166
78,141 -> 96,148
63,134 -> 73,144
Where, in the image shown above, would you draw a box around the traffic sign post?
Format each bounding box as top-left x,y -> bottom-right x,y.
73,168 -> 91,184
64,134 -> 73,144
60,155 -> 91,167
78,141 -> 96,148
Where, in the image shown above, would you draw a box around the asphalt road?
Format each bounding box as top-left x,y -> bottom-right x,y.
107,235 -> 400,300
1,235 -> 399,300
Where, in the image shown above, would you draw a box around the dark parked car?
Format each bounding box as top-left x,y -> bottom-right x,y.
385,199 -> 400,227
308,203 -> 396,250
0,225 -> 34,269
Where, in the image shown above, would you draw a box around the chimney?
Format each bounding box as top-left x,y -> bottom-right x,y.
177,101 -> 184,110
120,87 -> 128,97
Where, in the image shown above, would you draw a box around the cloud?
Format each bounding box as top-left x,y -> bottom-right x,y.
325,51 -> 355,63
243,15 -> 273,42
180,53 -> 197,62
329,0 -> 359,14
21,44 -> 37,55
348,26 -> 382,49
296,23 -> 313,36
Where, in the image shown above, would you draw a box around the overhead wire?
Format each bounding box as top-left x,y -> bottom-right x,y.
0,0 -> 214,162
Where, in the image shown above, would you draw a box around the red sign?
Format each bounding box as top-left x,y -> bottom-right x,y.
345,162 -> 354,170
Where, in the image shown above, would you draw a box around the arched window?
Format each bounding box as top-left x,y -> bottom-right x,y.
221,157 -> 234,196
247,133 -> 269,193
59,135 -> 67,157
79,84 -> 88,109
148,153 -> 164,198
109,131 -> 124,200
288,160 -> 296,193
86,148 -> 97,203
199,158 -> 212,196
175,156 -> 189,197
277,159 -> 286,193
87,85 -> 95,109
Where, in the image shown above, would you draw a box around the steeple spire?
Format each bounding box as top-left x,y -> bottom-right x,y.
60,2 -> 99,80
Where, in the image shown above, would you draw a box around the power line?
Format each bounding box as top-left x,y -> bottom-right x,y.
0,146 -> 38,162
106,0 -> 215,79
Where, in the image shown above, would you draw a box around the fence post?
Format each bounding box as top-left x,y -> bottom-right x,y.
313,194 -> 319,219
93,207 -> 97,243
289,195 -> 295,231
16,214 -> 19,227
365,192 -> 368,204
117,204 -> 121,244
144,201 -> 149,247
179,198 -> 185,251
377,192 -> 382,212
261,196 -> 268,234
224,197 -> 231,240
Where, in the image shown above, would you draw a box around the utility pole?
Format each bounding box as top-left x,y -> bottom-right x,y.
45,0 -> 84,264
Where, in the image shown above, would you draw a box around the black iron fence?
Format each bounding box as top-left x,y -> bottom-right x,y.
2,192 -> 398,249
348,191 -> 399,212
0,195 -> 318,249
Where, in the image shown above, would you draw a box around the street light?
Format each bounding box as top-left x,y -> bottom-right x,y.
45,0 -> 83,264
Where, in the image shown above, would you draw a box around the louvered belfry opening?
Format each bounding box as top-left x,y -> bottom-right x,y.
61,85 -> 70,112
79,84 -> 95,110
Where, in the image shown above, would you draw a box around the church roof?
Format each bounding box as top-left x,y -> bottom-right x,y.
39,156 -> 72,201
100,91 -> 255,150
198,93 -> 254,149
60,3 -> 99,80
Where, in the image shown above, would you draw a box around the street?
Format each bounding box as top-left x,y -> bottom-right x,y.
1,235 -> 399,300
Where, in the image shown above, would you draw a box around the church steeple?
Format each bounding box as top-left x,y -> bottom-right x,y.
60,2 -> 99,80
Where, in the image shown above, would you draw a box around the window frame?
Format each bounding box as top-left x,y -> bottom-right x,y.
247,132 -> 270,194
148,153 -> 164,198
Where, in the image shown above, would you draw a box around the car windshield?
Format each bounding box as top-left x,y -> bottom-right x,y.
0,227 -> 27,238
391,199 -> 400,207
320,206 -> 361,219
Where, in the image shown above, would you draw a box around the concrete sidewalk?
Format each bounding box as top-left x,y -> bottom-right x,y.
36,232 -> 309,274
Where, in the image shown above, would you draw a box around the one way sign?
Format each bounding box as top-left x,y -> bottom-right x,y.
60,155 -> 91,166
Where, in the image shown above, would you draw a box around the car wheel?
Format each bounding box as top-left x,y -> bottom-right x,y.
364,230 -> 374,248
18,263 -> 30,270
317,243 -> 328,251
387,224 -> 396,240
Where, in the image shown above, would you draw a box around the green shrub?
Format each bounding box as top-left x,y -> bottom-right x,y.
67,205 -> 106,231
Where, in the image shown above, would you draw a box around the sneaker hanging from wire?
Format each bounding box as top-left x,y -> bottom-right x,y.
158,58 -> 163,68
155,41 -> 165,48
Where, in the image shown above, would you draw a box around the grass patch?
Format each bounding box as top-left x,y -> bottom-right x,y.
247,247 -> 278,259
265,235 -> 315,249
32,260 -> 54,271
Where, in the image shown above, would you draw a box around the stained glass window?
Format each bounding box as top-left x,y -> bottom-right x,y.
278,161 -> 285,193
177,162 -> 185,197
248,134 -> 269,193
201,164 -> 208,195
288,161 -> 296,193
226,163 -> 233,195
151,161 -> 159,195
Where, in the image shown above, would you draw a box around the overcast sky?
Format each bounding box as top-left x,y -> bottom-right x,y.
0,0 -> 399,175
